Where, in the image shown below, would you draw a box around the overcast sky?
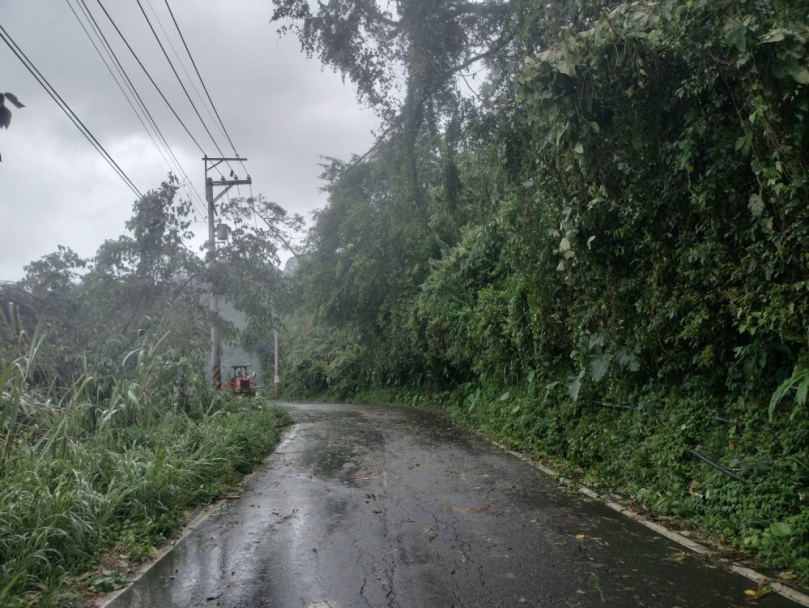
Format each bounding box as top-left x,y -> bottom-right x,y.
0,0 -> 375,280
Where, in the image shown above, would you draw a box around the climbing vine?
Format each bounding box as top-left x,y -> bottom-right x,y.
281,0 -> 809,578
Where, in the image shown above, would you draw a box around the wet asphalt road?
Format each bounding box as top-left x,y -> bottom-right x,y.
108,402 -> 800,608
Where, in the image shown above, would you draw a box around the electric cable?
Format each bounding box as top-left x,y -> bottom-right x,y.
163,0 -> 239,156
94,0 -> 210,158
78,0 -> 208,213
137,0 -> 246,199
136,0 -> 228,159
145,0 -> 231,148
0,24 -> 142,197
65,0 -> 203,214
162,0 -> 251,195
135,0 -> 236,193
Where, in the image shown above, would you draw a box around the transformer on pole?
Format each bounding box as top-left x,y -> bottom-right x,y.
204,156 -> 251,389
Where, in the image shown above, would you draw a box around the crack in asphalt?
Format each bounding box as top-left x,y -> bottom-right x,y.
105,404 -> 804,608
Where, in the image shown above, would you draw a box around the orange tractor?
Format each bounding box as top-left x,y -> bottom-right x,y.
224,365 -> 257,396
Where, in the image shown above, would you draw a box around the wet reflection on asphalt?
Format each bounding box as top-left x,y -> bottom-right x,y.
108,402 -> 800,607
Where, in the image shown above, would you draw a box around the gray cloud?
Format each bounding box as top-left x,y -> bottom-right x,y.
0,0 -> 374,279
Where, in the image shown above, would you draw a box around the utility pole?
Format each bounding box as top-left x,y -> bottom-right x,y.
205,156 -> 251,388
274,330 -> 279,396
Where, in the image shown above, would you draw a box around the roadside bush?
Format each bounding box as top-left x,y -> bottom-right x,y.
0,317 -> 291,606
282,0 -> 809,580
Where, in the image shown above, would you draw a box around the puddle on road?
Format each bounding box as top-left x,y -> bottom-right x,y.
295,415 -> 385,483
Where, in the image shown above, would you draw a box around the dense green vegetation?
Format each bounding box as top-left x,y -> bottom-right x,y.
0,179 -> 296,605
277,0 -> 809,580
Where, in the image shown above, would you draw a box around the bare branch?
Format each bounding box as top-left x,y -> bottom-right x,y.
248,204 -> 304,262
170,273 -> 199,304
591,0 -> 619,37
338,32 -> 513,179
355,0 -> 400,26
424,32 -> 515,99
334,116 -> 405,180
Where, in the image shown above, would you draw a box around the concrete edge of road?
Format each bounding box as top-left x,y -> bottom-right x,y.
94,424 -> 302,608
91,414 -> 808,607
483,435 -> 809,607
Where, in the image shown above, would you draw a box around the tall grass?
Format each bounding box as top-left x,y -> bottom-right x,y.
0,307 -> 291,606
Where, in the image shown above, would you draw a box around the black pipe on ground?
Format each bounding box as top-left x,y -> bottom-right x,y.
688,448 -> 744,483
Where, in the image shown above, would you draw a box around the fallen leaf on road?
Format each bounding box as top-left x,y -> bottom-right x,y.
416,524 -> 440,540
744,586 -> 773,599
206,581 -> 232,602
449,546 -> 469,562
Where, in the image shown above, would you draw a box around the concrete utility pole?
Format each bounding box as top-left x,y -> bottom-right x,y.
205,156 -> 251,388
274,330 -> 279,396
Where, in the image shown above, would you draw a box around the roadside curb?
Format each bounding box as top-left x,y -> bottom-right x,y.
94,424 -> 301,607
483,435 -> 809,607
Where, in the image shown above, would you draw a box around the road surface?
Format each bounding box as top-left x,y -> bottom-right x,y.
108,402 -> 799,607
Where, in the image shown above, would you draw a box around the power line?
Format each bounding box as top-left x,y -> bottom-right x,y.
249,201 -> 302,261
136,0 -> 229,162
76,0 -> 208,215
64,0 -> 203,214
163,0 -> 239,157
144,0 -> 231,148
93,0 -> 210,159
145,0 -> 244,198
137,0 -> 245,199
0,24 -> 142,198
74,6 -> 206,216
162,0 -> 252,198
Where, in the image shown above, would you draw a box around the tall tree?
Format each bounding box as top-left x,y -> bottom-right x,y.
272,0 -> 518,204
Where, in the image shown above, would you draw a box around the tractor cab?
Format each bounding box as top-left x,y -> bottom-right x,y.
224,365 -> 256,396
